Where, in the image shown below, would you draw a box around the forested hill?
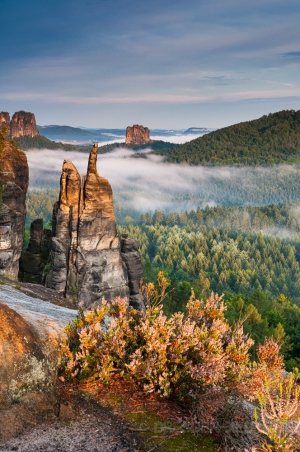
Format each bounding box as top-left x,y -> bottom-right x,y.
14,135 -> 178,154
155,110 -> 300,165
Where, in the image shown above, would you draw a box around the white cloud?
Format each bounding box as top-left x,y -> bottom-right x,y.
26,147 -> 300,213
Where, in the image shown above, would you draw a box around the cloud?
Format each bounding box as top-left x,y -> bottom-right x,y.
150,133 -> 208,144
3,88 -> 300,106
281,51 -> 300,58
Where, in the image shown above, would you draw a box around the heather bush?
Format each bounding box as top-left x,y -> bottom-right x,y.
61,292 -> 254,400
61,297 -> 140,383
253,371 -> 300,452
61,289 -> 300,451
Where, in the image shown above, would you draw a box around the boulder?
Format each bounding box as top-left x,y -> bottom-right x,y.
0,283 -> 77,442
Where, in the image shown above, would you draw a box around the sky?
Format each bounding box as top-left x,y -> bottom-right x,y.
1,0 -> 300,129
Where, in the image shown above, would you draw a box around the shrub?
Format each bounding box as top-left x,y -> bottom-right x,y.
61,292 -> 254,400
254,371 -> 300,452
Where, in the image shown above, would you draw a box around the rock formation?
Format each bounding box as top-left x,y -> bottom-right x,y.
125,124 -> 151,145
0,111 -> 39,139
0,112 -> 10,135
0,131 -> 29,279
19,219 -> 52,284
0,283 -> 76,442
120,235 -> 145,309
10,111 -> 39,138
46,143 -> 145,310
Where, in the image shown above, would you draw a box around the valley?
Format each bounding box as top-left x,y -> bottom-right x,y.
22,109 -> 300,372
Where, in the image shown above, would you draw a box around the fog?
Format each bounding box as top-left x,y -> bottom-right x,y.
26,147 -> 300,213
149,133 -> 207,144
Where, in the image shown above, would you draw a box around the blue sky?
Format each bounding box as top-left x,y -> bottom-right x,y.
1,0 -> 300,128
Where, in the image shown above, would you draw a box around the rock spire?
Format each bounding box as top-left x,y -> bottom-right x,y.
46,143 -> 145,310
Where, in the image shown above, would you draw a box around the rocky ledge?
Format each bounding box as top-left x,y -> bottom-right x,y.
0,283 -> 77,442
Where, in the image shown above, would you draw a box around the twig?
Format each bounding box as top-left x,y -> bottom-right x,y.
145,436 -> 171,452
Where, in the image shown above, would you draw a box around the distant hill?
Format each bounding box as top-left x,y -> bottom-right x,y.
14,134 -> 178,155
38,125 -> 98,142
14,135 -> 91,153
97,140 -> 179,154
154,110 -> 300,165
37,125 -> 125,144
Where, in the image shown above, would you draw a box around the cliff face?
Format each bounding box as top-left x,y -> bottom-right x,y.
125,124 -> 151,145
120,235 -> 144,309
10,111 -> 39,138
0,111 -> 39,139
0,131 -> 29,278
0,112 -> 10,135
19,219 -> 52,284
46,144 -> 144,309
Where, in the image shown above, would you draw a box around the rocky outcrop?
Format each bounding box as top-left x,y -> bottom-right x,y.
0,284 -> 77,442
10,111 -> 39,138
46,143 -> 145,309
125,124 -> 151,145
0,112 -> 10,135
0,111 -> 39,139
0,131 -> 29,279
121,234 -> 145,310
19,219 -> 52,284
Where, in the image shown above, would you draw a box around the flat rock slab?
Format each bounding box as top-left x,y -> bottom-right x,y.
0,284 -> 77,331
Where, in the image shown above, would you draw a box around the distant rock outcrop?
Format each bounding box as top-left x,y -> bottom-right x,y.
0,112 -> 10,135
0,111 -> 39,139
0,131 -> 29,279
46,143 -> 145,310
19,219 -> 52,284
125,124 -> 151,145
10,111 -> 39,138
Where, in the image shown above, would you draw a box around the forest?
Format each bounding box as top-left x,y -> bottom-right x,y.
22,110 -> 300,376
155,109 -> 300,165
15,134 -> 177,154
118,204 -> 300,370
25,188 -> 300,371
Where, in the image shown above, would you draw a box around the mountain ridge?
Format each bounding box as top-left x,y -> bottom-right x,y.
154,110 -> 300,166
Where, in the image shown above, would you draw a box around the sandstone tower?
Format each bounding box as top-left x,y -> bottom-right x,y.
125,124 -> 151,145
0,111 -> 39,139
46,143 -> 144,310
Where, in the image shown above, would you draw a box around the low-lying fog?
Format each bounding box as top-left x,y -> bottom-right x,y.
26,147 -> 300,213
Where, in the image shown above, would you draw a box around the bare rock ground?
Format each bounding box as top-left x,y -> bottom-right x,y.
0,394 -> 143,452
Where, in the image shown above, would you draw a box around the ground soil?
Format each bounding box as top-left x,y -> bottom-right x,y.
0,391 -> 145,452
